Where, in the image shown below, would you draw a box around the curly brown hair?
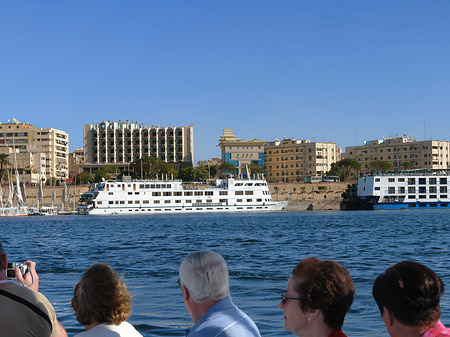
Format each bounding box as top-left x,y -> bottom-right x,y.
71,263 -> 132,326
292,257 -> 355,330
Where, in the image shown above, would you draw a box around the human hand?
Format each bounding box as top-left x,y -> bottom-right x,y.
15,260 -> 39,292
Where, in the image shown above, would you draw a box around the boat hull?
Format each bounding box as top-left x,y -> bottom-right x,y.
372,201 -> 450,210
78,202 -> 287,215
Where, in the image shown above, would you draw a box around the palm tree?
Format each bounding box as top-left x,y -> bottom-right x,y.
0,154 -> 10,182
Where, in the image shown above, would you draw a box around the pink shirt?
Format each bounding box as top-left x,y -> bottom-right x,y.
423,321 -> 450,337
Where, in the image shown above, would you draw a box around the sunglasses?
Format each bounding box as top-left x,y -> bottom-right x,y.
281,294 -> 304,305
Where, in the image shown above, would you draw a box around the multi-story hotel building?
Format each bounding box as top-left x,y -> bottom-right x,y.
0,120 -> 69,183
218,128 -> 265,175
83,121 -> 194,172
345,136 -> 450,173
264,138 -> 341,183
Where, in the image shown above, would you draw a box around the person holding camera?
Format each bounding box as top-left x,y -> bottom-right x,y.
71,262 -> 143,337
0,241 -> 67,337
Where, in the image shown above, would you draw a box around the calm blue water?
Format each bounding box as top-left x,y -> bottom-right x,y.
1,210 -> 450,336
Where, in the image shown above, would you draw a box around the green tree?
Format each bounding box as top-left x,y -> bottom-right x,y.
248,163 -> 264,175
179,167 -> 196,182
369,160 -> 393,172
219,162 -> 237,176
402,161 -> 416,170
132,156 -> 177,179
195,166 -> 210,181
328,159 -> 361,181
0,154 -> 10,182
78,172 -> 94,184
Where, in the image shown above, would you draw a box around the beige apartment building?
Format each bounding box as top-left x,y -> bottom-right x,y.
83,121 -> 194,172
68,149 -> 84,176
218,128 -> 265,175
0,120 -> 69,183
345,136 -> 450,173
264,138 -> 341,183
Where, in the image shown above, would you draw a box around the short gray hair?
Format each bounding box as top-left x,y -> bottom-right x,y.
179,251 -> 230,303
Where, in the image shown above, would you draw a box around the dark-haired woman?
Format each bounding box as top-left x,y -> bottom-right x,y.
279,257 -> 355,337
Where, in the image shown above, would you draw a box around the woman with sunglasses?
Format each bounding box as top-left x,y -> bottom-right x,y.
279,257 -> 355,337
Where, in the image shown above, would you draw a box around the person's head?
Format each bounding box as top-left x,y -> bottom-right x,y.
179,250 -> 230,303
280,257 -> 355,336
372,261 -> 444,329
71,263 -> 132,326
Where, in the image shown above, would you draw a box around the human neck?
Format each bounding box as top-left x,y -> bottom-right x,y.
85,321 -> 101,331
190,300 -> 219,324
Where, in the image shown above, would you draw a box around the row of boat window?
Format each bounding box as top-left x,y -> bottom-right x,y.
375,177 -> 448,185
107,191 -> 256,196
97,198 -> 270,205
408,203 -> 449,208
234,182 -> 267,186
383,186 -> 448,194
102,206 -> 271,213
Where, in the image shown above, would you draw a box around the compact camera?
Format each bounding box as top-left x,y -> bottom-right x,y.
6,262 -> 29,279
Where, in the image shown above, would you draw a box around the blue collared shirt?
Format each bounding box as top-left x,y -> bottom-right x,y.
186,296 -> 261,337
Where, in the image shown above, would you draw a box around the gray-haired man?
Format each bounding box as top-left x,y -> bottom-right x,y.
179,250 -> 261,337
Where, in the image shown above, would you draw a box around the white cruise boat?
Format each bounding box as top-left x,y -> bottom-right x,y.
357,171 -> 450,210
78,176 -> 287,215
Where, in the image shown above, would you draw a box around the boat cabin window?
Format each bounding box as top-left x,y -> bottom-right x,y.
174,192 -> 182,196
408,187 -> 415,193
388,178 -> 395,182
408,178 -> 415,185
440,178 -> 447,185
235,191 -> 243,195
441,187 -> 447,193
184,192 -> 193,196
205,191 -> 213,196
375,178 -> 380,182
194,191 -> 203,196
163,192 -> 172,196
419,178 -> 426,185
398,178 -> 405,182
219,191 -> 228,195
245,191 -> 253,195
152,192 -> 161,196
429,178 -> 437,185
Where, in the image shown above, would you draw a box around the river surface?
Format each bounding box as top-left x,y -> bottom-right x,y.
2,210 -> 450,336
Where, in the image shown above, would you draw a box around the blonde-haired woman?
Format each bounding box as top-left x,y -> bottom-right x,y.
71,263 -> 142,337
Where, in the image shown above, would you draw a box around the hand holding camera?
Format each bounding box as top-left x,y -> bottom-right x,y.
6,262 -> 29,279
6,260 -> 39,291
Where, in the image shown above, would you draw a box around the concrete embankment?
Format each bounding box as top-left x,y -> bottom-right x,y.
268,181 -> 349,211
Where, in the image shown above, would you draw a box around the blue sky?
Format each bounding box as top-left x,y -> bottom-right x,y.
1,1 -> 449,162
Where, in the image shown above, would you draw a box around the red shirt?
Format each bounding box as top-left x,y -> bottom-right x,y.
329,329 -> 348,337
423,321 -> 450,337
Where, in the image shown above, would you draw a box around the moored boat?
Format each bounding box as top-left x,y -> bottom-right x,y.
78,176 -> 287,215
357,171 -> 450,210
